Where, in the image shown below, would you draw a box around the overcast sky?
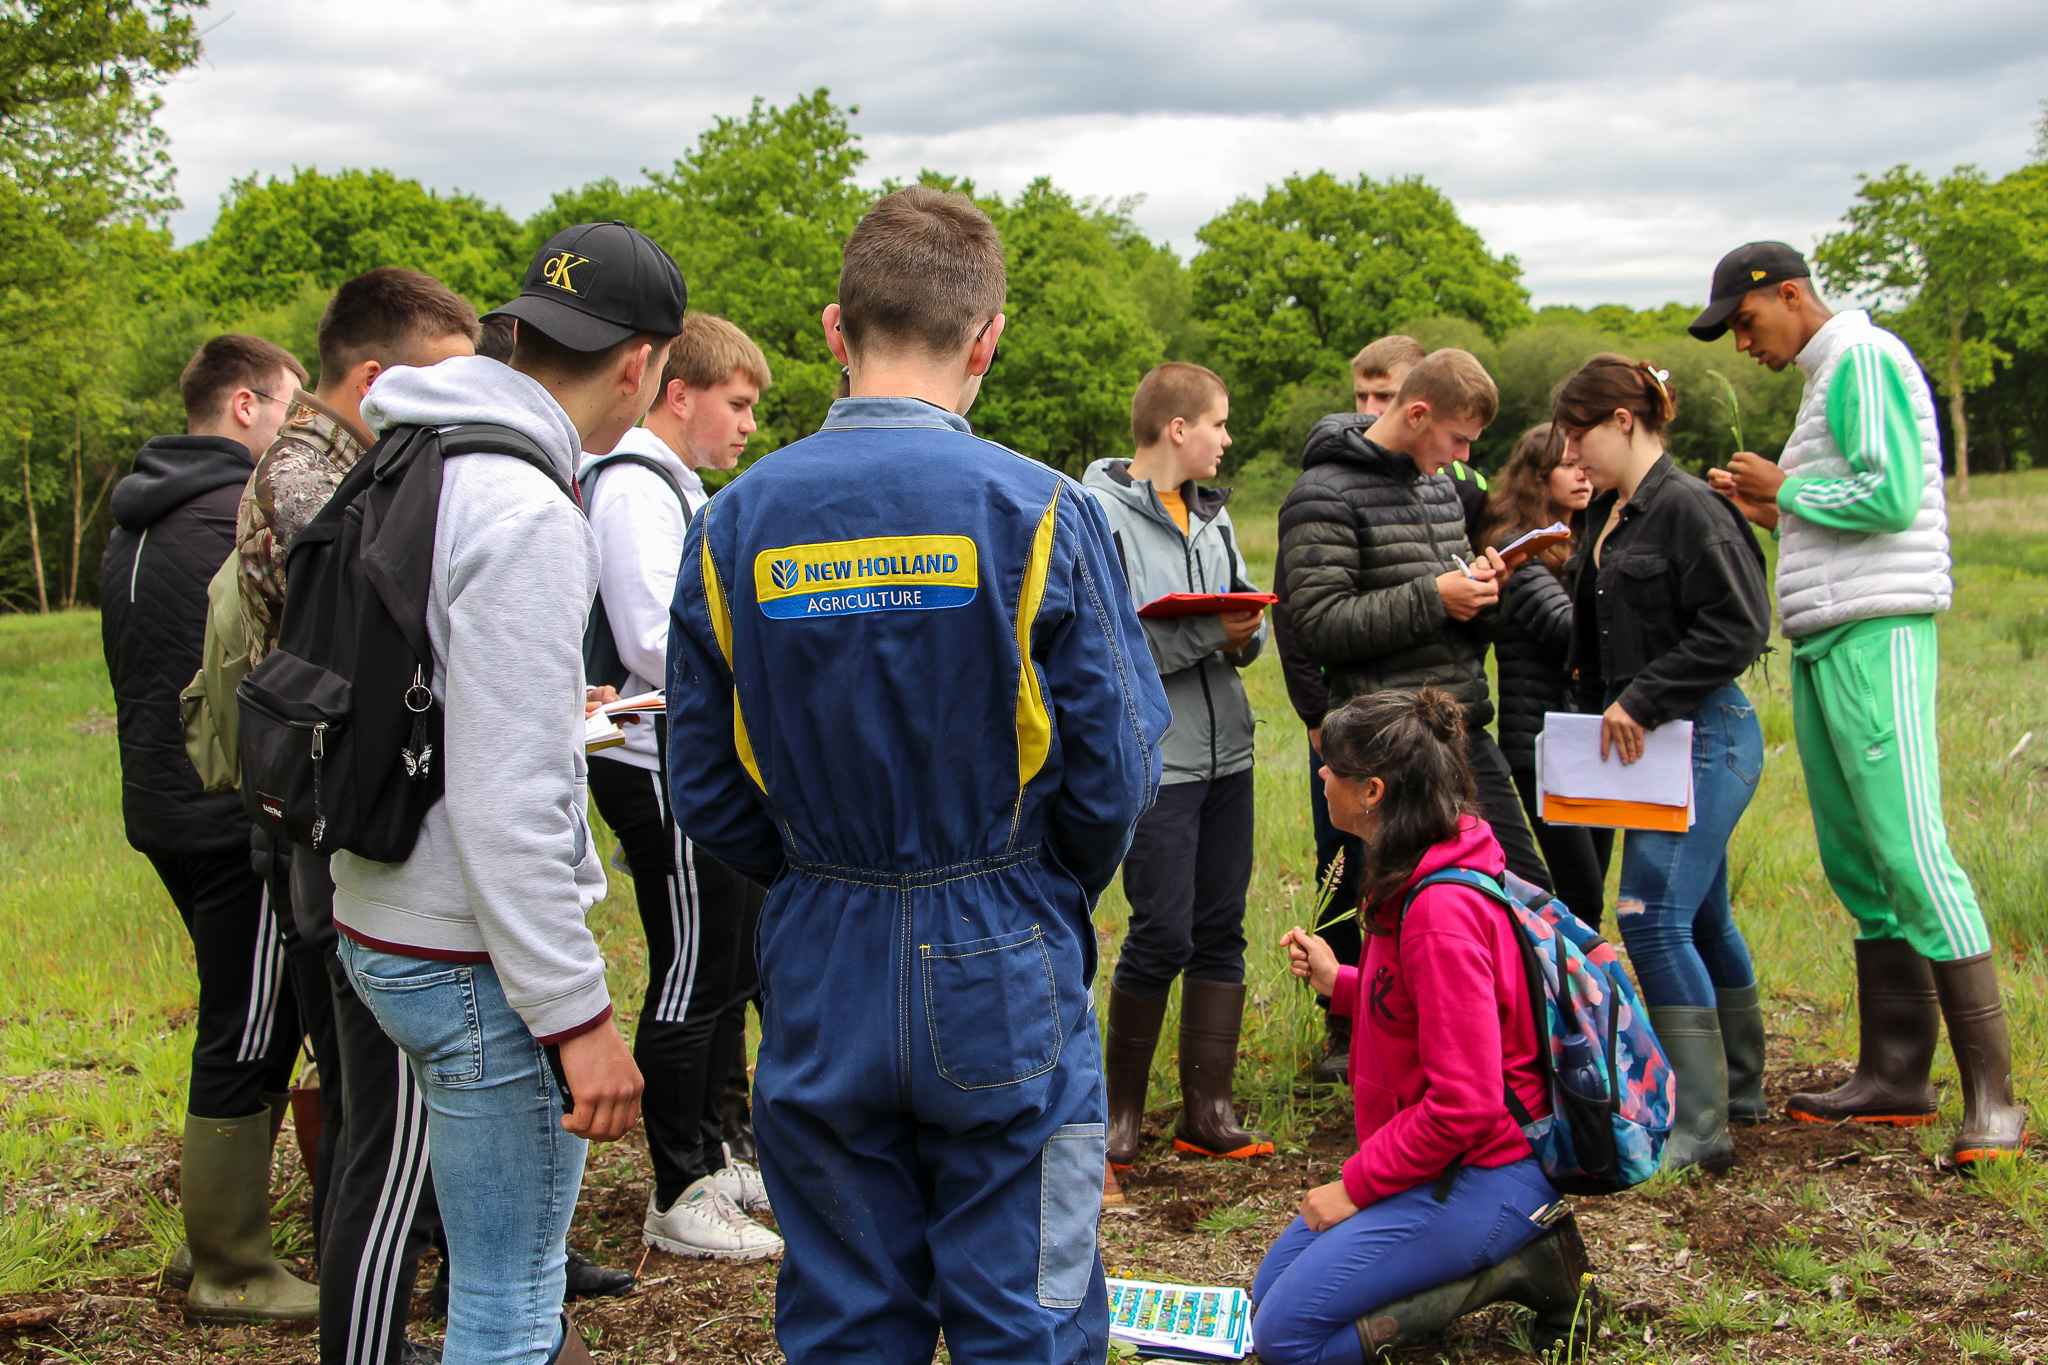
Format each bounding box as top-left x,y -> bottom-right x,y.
156,0 -> 2048,309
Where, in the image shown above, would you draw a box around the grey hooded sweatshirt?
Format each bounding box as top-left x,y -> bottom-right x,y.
1082,458 -> 1265,785
330,355 -> 611,1042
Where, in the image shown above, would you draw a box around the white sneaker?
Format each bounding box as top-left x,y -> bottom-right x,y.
712,1143 -> 773,1216
642,1176 -> 782,1261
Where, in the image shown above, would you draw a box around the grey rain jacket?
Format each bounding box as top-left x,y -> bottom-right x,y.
1083,458 -> 1265,785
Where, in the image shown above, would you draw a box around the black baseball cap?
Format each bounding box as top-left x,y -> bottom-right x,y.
484,221 -> 687,352
1688,241 -> 1810,341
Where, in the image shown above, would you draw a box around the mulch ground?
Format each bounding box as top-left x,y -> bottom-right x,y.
5,1045 -> 2045,1362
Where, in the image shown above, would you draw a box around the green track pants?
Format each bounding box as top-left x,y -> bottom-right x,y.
1792,614 -> 1990,962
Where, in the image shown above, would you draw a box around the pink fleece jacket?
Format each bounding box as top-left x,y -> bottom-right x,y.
1330,816 -> 1549,1208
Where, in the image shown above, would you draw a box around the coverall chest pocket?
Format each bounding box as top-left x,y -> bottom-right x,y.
922,925 -> 1064,1089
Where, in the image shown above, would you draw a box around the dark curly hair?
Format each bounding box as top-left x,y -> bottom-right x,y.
1319,688 -> 1479,929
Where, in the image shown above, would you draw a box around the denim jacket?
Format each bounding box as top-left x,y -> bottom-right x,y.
1565,455 -> 1771,728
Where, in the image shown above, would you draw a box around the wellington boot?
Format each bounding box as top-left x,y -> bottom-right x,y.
1311,1011 -> 1351,1087
553,1314 -> 594,1365
1786,938 -> 1939,1126
1355,1212 -> 1597,1356
1932,953 -> 2029,1168
180,1111 -> 318,1324
1649,1008 -> 1735,1174
163,1242 -> 192,1291
1105,986 -> 1169,1169
1172,980 -> 1274,1161
1716,984 -> 1769,1125
1102,1162 -> 1126,1208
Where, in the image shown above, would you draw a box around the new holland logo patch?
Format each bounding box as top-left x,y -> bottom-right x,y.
753,535 -> 977,619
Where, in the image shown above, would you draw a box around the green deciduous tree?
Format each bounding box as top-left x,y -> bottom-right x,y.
183,167 -> 524,323
1815,164 -> 2048,493
1190,172 -> 1531,456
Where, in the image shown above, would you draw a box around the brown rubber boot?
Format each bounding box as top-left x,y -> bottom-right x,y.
1931,952 -> 2029,1168
1172,979 -> 1274,1161
1105,986 -> 1169,1169
1102,1162 -> 1126,1208
1786,938 -> 1939,1126
180,1111 -> 318,1323
553,1314 -> 595,1364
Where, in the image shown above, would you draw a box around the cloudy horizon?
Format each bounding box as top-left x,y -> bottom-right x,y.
156,0 -> 2048,310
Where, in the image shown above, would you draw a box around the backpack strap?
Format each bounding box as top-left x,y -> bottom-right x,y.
577,450 -> 694,525
436,424 -> 579,506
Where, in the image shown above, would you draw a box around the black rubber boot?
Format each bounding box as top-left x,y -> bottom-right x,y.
1787,938 -> 1939,1126
1649,1007 -> 1735,1175
1354,1212 -> 1598,1355
1105,986 -> 1169,1169
1312,1010 -> 1351,1086
1931,952 -> 2029,1168
1716,984 -> 1768,1125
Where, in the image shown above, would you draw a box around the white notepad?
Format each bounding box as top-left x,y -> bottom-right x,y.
1538,712 -> 1693,806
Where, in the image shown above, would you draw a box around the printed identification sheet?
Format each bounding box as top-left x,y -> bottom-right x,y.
1106,1277 -> 1252,1360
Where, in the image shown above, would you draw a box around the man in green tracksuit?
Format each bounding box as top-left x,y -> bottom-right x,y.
1695,240 -> 2024,1166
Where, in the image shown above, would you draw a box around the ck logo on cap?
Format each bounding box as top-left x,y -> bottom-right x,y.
542,251 -> 592,293
1751,270 -> 1767,281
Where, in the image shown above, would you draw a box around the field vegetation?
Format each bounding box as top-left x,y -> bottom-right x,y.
4,473 -> 2047,1361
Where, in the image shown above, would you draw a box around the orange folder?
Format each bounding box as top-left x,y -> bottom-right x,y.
1540,792 -> 1691,833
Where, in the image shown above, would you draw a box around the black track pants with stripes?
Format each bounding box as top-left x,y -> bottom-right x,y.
146,847 -> 299,1119
297,853 -> 439,1365
589,754 -> 764,1208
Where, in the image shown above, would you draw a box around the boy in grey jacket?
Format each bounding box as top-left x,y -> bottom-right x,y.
331,222 -> 684,1365
1083,362 -> 1273,1177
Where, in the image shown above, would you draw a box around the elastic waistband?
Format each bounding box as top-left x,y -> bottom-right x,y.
786,845 -> 1041,891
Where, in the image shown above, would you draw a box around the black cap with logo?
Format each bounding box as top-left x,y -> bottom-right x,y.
485,221 -> 687,352
1688,241 -> 1810,341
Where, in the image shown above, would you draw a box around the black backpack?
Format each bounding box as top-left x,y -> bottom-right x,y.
577,451 -> 693,690
236,423 -> 576,862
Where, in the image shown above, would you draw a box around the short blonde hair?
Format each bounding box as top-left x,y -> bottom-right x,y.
661,314 -> 771,392
1351,334 -> 1426,380
1393,348 -> 1498,426
1130,362 -> 1227,447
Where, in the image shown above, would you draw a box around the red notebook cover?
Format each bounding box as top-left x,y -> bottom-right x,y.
1136,591 -> 1278,619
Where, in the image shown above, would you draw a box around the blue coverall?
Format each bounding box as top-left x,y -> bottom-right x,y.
666,397 -> 1171,1365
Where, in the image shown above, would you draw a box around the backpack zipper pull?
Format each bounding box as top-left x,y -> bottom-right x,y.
311,722 -> 328,849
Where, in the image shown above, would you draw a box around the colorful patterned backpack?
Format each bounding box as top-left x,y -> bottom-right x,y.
1403,868 -> 1675,1195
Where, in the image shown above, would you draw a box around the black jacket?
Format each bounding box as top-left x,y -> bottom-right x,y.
100,435 -> 256,855
1278,415 -> 1498,725
1566,455 -> 1771,729
1496,556 -> 1575,772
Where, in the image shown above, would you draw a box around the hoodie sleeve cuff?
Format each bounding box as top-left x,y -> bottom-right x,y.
533,1002 -> 613,1046
1328,965 -> 1361,1018
1340,1151 -> 1379,1209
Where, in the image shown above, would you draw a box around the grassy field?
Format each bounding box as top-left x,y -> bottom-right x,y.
2,471 -> 2047,1362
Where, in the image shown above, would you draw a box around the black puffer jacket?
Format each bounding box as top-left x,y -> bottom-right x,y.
1278,415 -> 1498,724
1495,557 -> 1575,772
100,435 -> 255,855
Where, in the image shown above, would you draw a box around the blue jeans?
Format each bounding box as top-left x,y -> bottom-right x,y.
337,939 -> 580,1365
1251,1158 -> 1558,1365
1612,684 -> 1764,1009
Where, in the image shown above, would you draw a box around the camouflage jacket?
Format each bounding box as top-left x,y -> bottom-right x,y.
235,389 -> 373,667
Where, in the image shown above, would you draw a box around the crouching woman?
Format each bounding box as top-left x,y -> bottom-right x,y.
1258,689 -> 1592,1363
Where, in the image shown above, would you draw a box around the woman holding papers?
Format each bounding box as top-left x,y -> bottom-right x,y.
1262,690 -> 1594,1364
1483,422 -> 1609,929
1555,356 -> 1772,1173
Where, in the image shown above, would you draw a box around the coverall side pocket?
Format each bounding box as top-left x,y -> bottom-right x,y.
922,926 -> 1063,1090
1038,1121 -> 1105,1309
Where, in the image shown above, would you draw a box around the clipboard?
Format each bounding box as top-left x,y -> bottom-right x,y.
1136,591 -> 1277,619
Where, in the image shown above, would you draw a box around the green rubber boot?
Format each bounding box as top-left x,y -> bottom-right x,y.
1354,1212 -> 1598,1355
1717,985 -> 1768,1125
164,1093 -> 291,1292
1649,1007 -> 1736,1174
180,1110 -> 318,1324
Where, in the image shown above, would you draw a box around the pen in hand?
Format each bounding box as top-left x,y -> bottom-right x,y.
1451,554 -> 1475,580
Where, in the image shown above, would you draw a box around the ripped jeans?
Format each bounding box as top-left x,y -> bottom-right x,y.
1611,684 -> 1764,1010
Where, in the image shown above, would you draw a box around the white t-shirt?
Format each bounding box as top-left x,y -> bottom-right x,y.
580,426 -> 707,771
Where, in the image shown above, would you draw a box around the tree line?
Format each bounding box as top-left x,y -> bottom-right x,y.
3,4 -> 2044,610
